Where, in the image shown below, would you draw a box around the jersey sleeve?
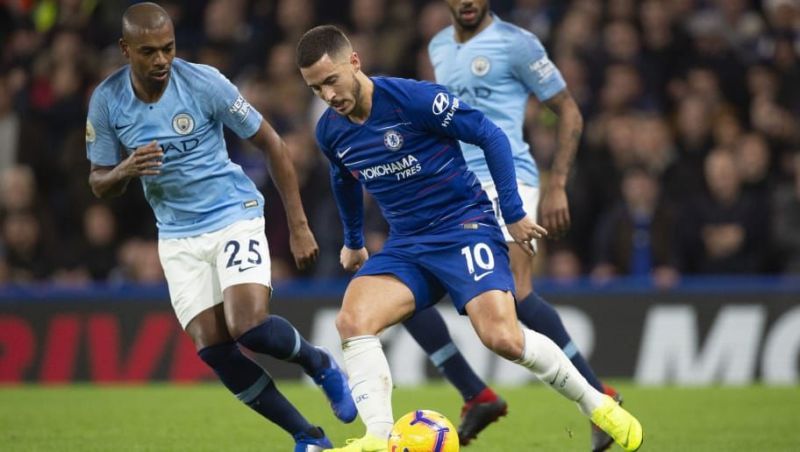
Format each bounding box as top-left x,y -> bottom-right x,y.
85,88 -> 122,166
509,31 -> 566,101
200,65 -> 263,139
402,81 -> 526,223
315,124 -> 364,249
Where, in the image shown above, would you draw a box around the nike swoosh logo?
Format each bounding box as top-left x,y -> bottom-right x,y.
473,271 -> 494,281
115,124 -> 132,130
238,265 -> 257,272
336,146 -> 352,159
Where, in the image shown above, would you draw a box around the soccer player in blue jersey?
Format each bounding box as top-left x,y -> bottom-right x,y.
296,25 -> 643,452
397,1 -> 623,449
85,4 -> 355,451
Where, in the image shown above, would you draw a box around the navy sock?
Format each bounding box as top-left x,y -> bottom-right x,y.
197,341 -> 312,436
515,292 -> 604,391
237,316 -> 327,376
403,308 -> 486,401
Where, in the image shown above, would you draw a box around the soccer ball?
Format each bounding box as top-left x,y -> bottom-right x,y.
388,409 -> 459,452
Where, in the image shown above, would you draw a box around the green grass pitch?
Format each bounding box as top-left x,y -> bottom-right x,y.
2,382 -> 799,451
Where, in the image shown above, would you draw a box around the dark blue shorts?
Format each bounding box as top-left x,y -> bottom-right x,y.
355,224 -> 515,314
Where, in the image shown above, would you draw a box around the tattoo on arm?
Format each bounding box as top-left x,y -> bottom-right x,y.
543,90 -> 583,185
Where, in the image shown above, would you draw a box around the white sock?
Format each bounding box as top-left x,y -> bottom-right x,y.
342,335 -> 394,439
514,327 -> 605,416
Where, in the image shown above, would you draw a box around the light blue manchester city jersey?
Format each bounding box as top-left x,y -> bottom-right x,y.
429,16 -> 566,188
86,58 -> 264,239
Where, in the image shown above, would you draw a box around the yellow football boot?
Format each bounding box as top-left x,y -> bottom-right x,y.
590,395 -> 643,451
324,433 -> 388,452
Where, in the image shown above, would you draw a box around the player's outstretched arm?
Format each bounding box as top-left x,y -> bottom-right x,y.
249,120 -> 319,270
539,90 -> 583,238
88,140 -> 163,199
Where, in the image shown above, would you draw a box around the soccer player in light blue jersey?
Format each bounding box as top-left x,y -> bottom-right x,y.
398,1 -> 622,450
296,25 -> 642,452
85,4 -> 355,451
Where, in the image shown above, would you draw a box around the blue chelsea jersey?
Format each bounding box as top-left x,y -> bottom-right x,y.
429,16 -> 566,188
315,77 -> 524,248
86,58 -> 264,239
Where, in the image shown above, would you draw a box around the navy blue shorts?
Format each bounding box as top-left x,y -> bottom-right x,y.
355,224 -> 515,314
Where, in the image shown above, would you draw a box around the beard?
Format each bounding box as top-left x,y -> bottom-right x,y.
137,66 -> 169,90
453,5 -> 488,30
346,75 -> 362,115
146,74 -> 169,89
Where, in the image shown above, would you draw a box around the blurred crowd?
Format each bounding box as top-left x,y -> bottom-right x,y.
1,0 -> 799,288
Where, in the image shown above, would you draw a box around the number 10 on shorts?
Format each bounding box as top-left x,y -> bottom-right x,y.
461,243 -> 495,281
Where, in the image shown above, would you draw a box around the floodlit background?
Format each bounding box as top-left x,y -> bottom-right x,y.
0,1 -> 799,450
1,0 -> 799,284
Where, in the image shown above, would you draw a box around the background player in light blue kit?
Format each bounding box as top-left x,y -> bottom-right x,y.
296,25 -> 642,452
400,0 -> 624,449
84,4 -> 355,451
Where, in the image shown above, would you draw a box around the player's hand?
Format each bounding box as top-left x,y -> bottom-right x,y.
340,246 -> 368,272
507,215 -> 548,256
289,224 -> 319,270
539,186 -> 570,238
120,140 -> 163,177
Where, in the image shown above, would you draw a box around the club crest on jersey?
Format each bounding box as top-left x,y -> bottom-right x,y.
432,92 -> 450,115
383,129 -> 404,151
471,56 -> 491,77
172,113 -> 195,135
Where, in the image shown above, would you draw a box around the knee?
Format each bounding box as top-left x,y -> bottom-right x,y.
227,313 -> 267,340
223,285 -> 271,339
480,329 -> 524,360
510,261 -> 533,301
514,284 -> 532,301
513,275 -> 533,300
185,310 -> 233,351
336,308 -> 373,339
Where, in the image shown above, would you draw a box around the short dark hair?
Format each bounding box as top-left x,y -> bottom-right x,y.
296,25 -> 351,68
